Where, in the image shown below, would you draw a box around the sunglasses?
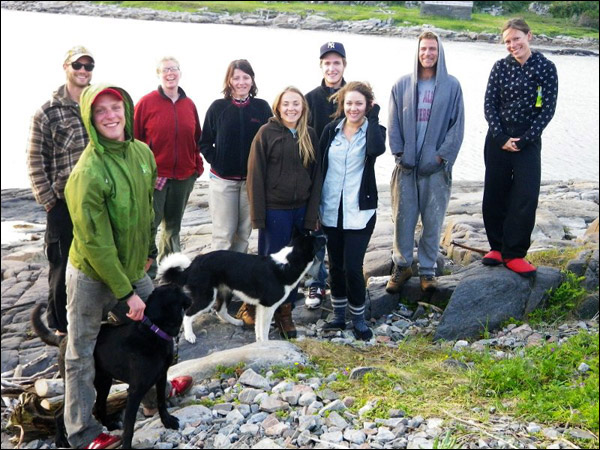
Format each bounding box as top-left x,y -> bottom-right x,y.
71,61 -> 95,71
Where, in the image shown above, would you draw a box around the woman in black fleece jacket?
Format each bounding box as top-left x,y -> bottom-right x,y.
200,59 -> 272,254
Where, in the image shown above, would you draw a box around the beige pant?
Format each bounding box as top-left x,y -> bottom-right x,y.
208,174 -> 251,253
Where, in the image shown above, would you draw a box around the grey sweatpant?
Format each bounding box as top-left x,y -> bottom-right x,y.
390,164 -> 452,276
64,263 -> 154,448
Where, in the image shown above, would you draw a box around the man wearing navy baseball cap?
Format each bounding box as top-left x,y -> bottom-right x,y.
303,41 -> 347,311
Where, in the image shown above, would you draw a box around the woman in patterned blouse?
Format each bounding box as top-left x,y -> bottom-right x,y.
481,18 -> 558,277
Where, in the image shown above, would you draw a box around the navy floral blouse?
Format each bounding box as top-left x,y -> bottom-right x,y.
484,51 -> 558,149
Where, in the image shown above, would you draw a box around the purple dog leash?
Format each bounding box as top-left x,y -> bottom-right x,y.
141,316 -> 173,342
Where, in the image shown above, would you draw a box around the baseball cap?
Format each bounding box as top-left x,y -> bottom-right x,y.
319,42 -> 346,59
64,45 -> 95,64
92,88 -> 124,106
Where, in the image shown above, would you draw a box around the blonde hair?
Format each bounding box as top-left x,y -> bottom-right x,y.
272,87 -> 315,168
156,56 -> 180,74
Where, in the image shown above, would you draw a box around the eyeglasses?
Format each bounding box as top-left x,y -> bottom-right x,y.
71,61 -> 95,71
161,67 -> 180,74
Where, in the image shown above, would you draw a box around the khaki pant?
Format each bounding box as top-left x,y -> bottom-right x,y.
208,174 -> 251,252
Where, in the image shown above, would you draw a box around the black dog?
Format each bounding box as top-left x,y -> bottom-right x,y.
31,284 -> 192,448
159,233 -> 326,343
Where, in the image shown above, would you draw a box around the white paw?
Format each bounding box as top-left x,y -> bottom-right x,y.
231,318 -> 243,327
184,329 -> 197,344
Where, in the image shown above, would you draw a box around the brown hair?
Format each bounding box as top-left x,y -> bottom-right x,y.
418,31 -> 439,43
330,81 -> 375,120
222,59 -> 258,99
272,87 -> 315,168
502,18 -> 531,36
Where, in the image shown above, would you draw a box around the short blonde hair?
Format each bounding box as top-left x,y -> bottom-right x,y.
156,56 -> 180,75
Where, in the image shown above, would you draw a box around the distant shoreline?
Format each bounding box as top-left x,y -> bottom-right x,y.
1,1 -> 598,56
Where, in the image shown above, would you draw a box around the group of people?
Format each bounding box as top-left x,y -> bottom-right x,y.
26,17 -> 557,449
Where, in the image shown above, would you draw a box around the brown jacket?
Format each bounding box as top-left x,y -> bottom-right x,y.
247,118 -> 321,229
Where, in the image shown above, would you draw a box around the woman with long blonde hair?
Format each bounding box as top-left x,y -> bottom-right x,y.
247,86 -> 322,339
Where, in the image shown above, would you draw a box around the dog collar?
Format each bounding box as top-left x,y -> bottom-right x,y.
141,316 -> 173,342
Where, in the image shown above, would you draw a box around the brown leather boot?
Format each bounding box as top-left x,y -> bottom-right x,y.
236,303 -> 256,329
273,303 -> 297,339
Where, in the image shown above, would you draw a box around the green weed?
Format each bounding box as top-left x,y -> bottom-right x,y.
528,271 -> 587,325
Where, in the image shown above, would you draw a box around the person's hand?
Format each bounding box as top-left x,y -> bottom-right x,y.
366,103 -> 380,120
502,137 -> 520,152
144,258 -> 154,272
126,294 -> 146,321
436,155 -> 443,164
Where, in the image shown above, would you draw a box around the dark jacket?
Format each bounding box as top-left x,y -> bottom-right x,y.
306,79 -> 346,138
320,105 -> 386,211
247,118 -> 322,230
484,51 -> 558,149
200,97 -> 272,178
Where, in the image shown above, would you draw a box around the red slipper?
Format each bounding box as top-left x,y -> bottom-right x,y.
482,250 -> 503,266
504,258 -> 536,278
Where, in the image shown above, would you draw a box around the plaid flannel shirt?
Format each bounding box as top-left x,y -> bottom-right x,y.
27,84 -> 88,211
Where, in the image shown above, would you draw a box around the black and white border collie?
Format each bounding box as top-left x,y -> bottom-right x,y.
158,233 -> 326,343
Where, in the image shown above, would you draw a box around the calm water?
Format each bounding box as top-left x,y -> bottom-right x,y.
1,9 -> 598,189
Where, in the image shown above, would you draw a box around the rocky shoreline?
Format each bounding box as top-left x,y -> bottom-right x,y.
2,179 -> 598,448
1,1 -> 598,55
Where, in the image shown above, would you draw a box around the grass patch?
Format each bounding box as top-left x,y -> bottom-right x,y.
297,331 -> 599,448
297,337 -> 483,419
528,271 -> 588,325
467,331 -> 599,440
215,362 -> 246,378
528,246 -> 591,270
95,1 -> 599,39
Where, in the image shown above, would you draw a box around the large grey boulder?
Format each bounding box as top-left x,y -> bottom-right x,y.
434,264 -> 563,341
168,340 -> 306,381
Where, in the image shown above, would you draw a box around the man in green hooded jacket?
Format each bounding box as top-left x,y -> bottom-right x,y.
63,84 -> 188,449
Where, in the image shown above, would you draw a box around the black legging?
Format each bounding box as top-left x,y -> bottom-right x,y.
482,130 -> 541,259
323,214 -> 376,308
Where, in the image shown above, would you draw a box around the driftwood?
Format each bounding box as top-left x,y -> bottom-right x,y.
450,240 -> 487,255
34,379 -> 64,398
6,384 -> 129,444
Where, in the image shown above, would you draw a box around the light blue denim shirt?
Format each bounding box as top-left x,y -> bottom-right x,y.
320,118 -> 375,229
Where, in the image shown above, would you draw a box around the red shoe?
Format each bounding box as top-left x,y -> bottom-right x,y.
85,432 -> 121,449
482,250 -> 503,266
504,258 -> 536,278
167,375 -> 193,399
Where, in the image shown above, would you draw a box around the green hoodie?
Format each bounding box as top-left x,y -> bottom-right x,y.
65,84 -> 157,300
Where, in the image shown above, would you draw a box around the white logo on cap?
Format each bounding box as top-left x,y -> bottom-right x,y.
328,42 -> 336,49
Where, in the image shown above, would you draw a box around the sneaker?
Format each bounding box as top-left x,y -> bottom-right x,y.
167,375 -> 193,399
482,250 -> 503,266
420,275 -> 438,292
504,258 -> 536,278
85,432 -> 121,449
305,286 -> 325,309
386,265 -> 413,294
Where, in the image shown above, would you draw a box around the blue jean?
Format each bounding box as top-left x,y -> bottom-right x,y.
258,207 -> 306,305
304,228 -> 328,289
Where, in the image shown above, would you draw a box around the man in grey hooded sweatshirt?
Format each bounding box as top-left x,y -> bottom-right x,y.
386,31 -> 464,293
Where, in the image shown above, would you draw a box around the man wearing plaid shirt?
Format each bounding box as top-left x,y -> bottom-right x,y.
26,45 -> 95,335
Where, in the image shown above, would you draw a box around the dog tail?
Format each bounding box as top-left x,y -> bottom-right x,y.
158,252 -> 192,286
31,304 -> 62,347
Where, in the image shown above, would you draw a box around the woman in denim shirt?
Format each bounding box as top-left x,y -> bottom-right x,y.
319,82 -> 386,340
